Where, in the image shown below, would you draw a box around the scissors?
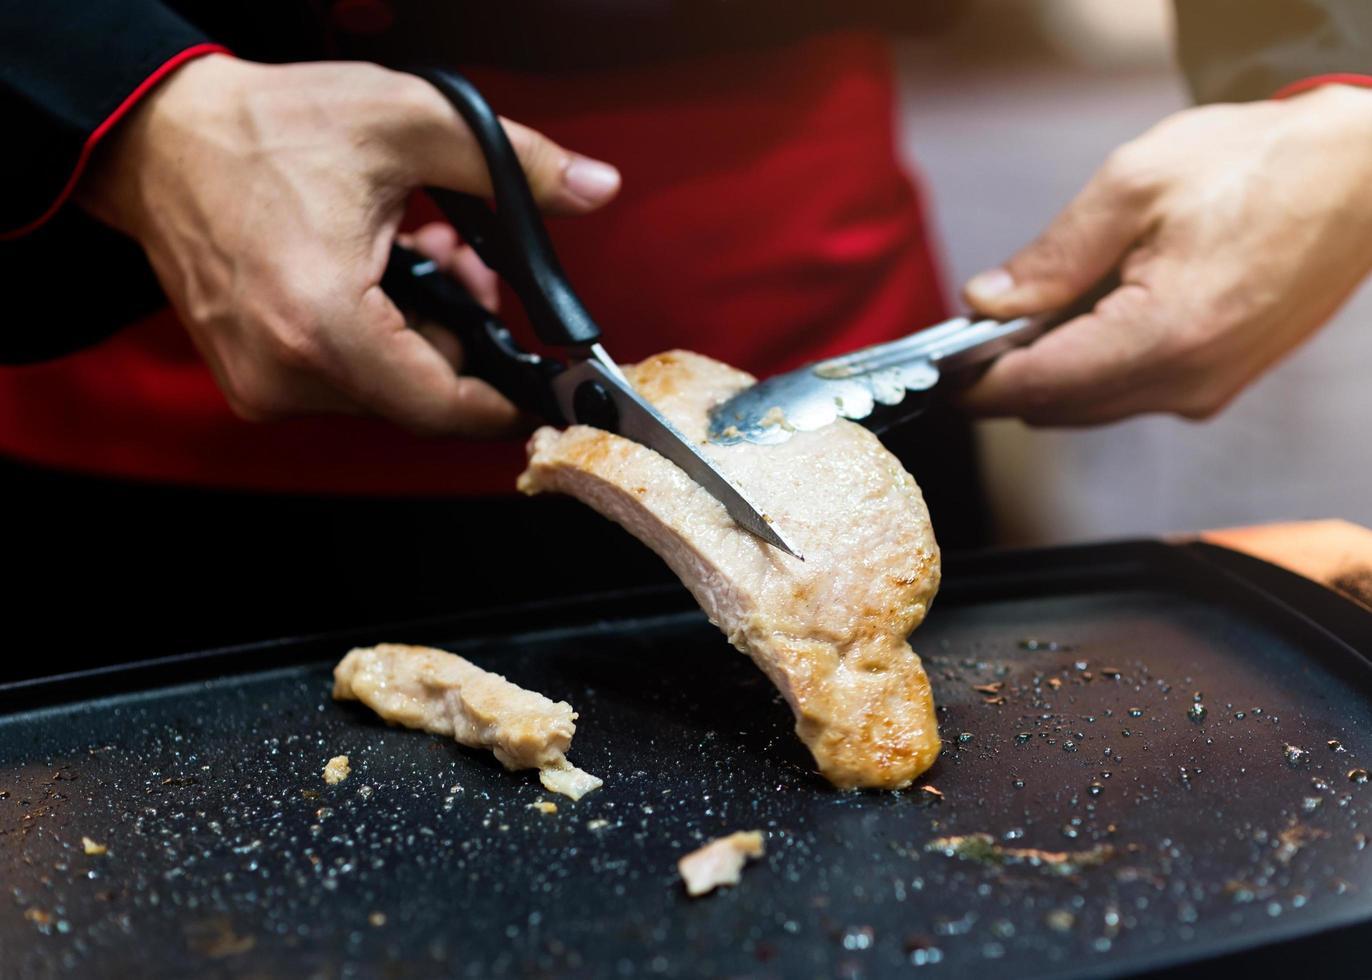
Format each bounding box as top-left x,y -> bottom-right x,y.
382,69 -> 801,559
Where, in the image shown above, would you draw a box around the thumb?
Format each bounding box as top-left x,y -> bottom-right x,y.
503,118 -> 622,214
400,79 -> 620,215
964,160 -> 1153,319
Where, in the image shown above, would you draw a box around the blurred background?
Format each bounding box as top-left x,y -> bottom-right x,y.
896,0 -> 1372,544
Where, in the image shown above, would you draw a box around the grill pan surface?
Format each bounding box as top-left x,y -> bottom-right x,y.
2,541 -> 1372,978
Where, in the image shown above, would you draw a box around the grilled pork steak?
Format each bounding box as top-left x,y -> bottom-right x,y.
518,351 -> 941,789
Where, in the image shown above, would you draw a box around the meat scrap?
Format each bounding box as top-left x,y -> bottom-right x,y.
323,755 -> 351,785
678,831 -> 766,896
333,644 -> 602,800
519,351 -> 942,790
538,760 -> 603,801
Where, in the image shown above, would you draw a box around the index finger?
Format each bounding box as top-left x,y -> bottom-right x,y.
956,281 -> 1174,426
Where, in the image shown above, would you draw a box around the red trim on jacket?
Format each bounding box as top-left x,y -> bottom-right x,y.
1273,72 -> 1372,99
1,42 -> 232,240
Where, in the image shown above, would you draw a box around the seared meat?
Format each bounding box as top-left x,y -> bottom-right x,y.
678,831 -> 766,896
333,644 -> 602,799
519,351 -> 941,789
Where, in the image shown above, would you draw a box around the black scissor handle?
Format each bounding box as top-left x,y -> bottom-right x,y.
382,244 -> 567,424
410,67 -> 602,350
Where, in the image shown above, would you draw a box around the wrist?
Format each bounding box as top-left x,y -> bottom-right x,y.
1281,83 -> 1372,263
76,53 -> 250,235
1282,80 -> 1372,126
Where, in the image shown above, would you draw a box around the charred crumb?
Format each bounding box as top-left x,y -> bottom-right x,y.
925,833 -> 1116,876
1276,823 -> 1328,864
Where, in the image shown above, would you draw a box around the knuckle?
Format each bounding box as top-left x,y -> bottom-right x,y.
1014,230 -> 1076,281
1098,280 -> 1150,316
1175,395 -> 1225,421
261,284 -> 337,373
392,385 -> 466,437
269,323 -> 325,373
1160,308 -> 1229,373
224,376 -> 286,423
1148,319 -> 1199,366
511,130 -> 563,187
388,71 -> 445,118
401,407 -> 455,438
1170,377 -> 1234,421
1099,142 -> 1157,204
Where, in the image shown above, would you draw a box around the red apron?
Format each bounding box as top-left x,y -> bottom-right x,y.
0,32 -> 948,496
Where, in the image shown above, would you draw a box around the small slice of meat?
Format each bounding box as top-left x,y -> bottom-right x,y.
333,644 -> 601,799
539,760 -> 604,801
678,831 -> 766,896
322,755 -> 351,784
519,351 -> 941,789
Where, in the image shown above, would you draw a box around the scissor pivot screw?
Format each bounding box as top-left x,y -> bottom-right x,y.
573,380 -> 619,432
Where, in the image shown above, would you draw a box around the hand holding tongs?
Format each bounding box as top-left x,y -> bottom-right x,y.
382,69 -> 801,558
706,286 -> 1111,446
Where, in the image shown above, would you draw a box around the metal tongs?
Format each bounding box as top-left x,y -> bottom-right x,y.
706,290 -> 1108,446
382,69 -> 801,559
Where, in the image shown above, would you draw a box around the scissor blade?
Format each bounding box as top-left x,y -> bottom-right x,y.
552,359 -> 804,560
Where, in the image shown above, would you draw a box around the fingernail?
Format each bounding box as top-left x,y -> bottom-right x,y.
563,158 -> 621,204
966,268 -> 1014,302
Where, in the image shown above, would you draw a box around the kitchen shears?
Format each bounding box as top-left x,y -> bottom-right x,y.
382,69 -> 801,559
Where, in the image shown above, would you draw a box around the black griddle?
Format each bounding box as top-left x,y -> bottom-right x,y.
3,540 -> 1372,979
